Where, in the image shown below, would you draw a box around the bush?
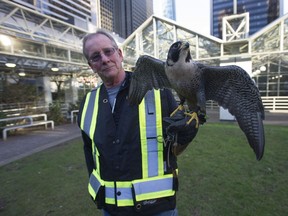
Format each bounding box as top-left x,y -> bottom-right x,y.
47,101 -> 67,125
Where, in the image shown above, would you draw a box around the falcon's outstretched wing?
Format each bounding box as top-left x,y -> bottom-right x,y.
129,55 -> 172,104
198,63 -> 265,160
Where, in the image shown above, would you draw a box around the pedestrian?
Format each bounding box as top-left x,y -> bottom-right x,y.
78,29 -> 199,216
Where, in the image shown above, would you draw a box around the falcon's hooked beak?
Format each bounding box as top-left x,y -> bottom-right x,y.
181,42 -> 192,63
166,41 -> 192,66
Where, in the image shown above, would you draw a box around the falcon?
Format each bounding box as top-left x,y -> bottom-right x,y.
128,41 -> 265,160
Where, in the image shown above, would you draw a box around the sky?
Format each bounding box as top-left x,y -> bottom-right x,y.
175,0 -> 211,35
154,0 -> 211,35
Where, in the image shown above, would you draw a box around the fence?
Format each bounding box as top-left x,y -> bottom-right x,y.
261,97 -> 288,113
207,97 -> 288,113
0,102 -> 69,117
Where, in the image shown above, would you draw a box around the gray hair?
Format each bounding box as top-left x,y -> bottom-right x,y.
82,29 -> 118,60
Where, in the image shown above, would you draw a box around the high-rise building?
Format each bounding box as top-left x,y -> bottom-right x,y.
0,0 -> 154,106
211,0 -> 282,38
98,0 -> 153,38
12,0 -> 98,31
154,0 -> 176,21
0,0 -> 98,106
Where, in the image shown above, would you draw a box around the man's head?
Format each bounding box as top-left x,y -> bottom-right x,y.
82,29 -> 125,87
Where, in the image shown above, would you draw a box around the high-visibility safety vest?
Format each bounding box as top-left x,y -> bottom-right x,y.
80,86 -> 176,207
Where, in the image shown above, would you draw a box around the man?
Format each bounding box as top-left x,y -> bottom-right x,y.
78,29 -> 198,216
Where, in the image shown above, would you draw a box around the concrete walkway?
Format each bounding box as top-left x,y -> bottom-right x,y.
0,111 -> 287,167
0,123 -> 81,166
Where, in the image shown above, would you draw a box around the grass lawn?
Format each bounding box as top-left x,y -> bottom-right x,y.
0,122 -> 287,216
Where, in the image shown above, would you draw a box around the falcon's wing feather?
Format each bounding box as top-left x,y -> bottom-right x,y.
129,55 -> 172,104
199,63 -> 265,160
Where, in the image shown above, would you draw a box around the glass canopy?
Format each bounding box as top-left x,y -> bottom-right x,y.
121,15 -> 288,96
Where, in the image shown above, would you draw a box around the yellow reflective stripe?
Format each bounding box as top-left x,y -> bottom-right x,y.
105,181 -> 114,188
88,169 -> 105,200
91,88 -> 100,173
132,174 -> 175,201
117,181 -> 132,188
105,197 -> 115,204
154,90 -> 164,176
136,190 -> 175,201
90,88 -> 100,139
117,199 -> 134,206
88,183 -> 96,200
139,98 -> 148,178
105,198 -> 134,206
132,174 -> 173,184
80,92 -> 91,129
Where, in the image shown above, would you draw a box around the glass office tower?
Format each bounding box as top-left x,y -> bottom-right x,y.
212,0 -> 280,38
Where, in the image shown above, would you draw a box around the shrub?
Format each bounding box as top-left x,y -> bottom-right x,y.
47,101 -> 67,125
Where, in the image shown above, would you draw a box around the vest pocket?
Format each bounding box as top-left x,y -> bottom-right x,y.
131,174 -> 175,202
131,175 -> 176,213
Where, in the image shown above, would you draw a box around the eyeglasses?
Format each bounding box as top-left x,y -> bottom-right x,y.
89,47 -> 117,64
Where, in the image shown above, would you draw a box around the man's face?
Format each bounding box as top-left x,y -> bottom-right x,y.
85,34 -> 124,82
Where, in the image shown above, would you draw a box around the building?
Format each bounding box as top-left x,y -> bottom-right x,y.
98,0 -> 153,38
211,0 -> 283,39
153,0 -> 176,21
121,14 -> 288,101
0,0 -> 97,106
0,0 -> 153,107
1,0 -> 287,112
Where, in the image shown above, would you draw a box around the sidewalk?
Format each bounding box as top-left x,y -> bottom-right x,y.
0,123 -> 81,167
0,111 -> 287,167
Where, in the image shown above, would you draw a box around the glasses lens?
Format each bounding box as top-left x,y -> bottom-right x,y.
103,48 -> 116,57
89,48 -> 116,63
90,54 -> 101,63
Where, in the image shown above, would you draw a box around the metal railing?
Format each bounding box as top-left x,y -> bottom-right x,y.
208,97 -> 288,113
0,102 -> 69,117
261,97 -> 288,113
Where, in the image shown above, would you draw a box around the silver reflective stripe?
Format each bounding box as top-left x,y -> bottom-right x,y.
105,187 -> 133,200
145,91 -> 158,177
83,90 -> 97,135
105,186 -> 114,199
89,172 -> 102,194
133,177 -> 173,195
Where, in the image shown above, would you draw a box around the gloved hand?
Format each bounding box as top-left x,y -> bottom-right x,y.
163,110 -> 199,145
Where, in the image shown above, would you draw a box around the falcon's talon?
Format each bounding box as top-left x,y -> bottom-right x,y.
184,111 -> 199,128
170,104 -> 185,117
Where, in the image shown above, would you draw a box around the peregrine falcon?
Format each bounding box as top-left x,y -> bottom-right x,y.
128,41 -> 265,160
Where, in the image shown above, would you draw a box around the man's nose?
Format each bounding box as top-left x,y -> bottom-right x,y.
100,52 -> 110,62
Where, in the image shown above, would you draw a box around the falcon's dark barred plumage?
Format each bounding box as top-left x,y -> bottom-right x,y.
128,41 -> 265,160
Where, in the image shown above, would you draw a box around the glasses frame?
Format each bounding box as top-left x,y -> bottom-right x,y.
88,47 -> 118,64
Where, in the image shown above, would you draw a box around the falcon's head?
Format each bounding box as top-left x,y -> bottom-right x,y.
166,41 -> 192,66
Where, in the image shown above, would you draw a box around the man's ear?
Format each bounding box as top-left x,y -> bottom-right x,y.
118,48 -> 124,61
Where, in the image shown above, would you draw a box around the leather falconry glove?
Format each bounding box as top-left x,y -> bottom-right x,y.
163,110 -> 203,156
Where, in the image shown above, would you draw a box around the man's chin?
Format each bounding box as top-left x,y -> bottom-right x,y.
101,70 -> 118,79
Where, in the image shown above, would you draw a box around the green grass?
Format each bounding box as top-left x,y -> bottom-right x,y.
0,123 -> 287,216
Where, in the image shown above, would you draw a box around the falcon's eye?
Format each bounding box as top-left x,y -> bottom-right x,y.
173,43 -> 181,49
